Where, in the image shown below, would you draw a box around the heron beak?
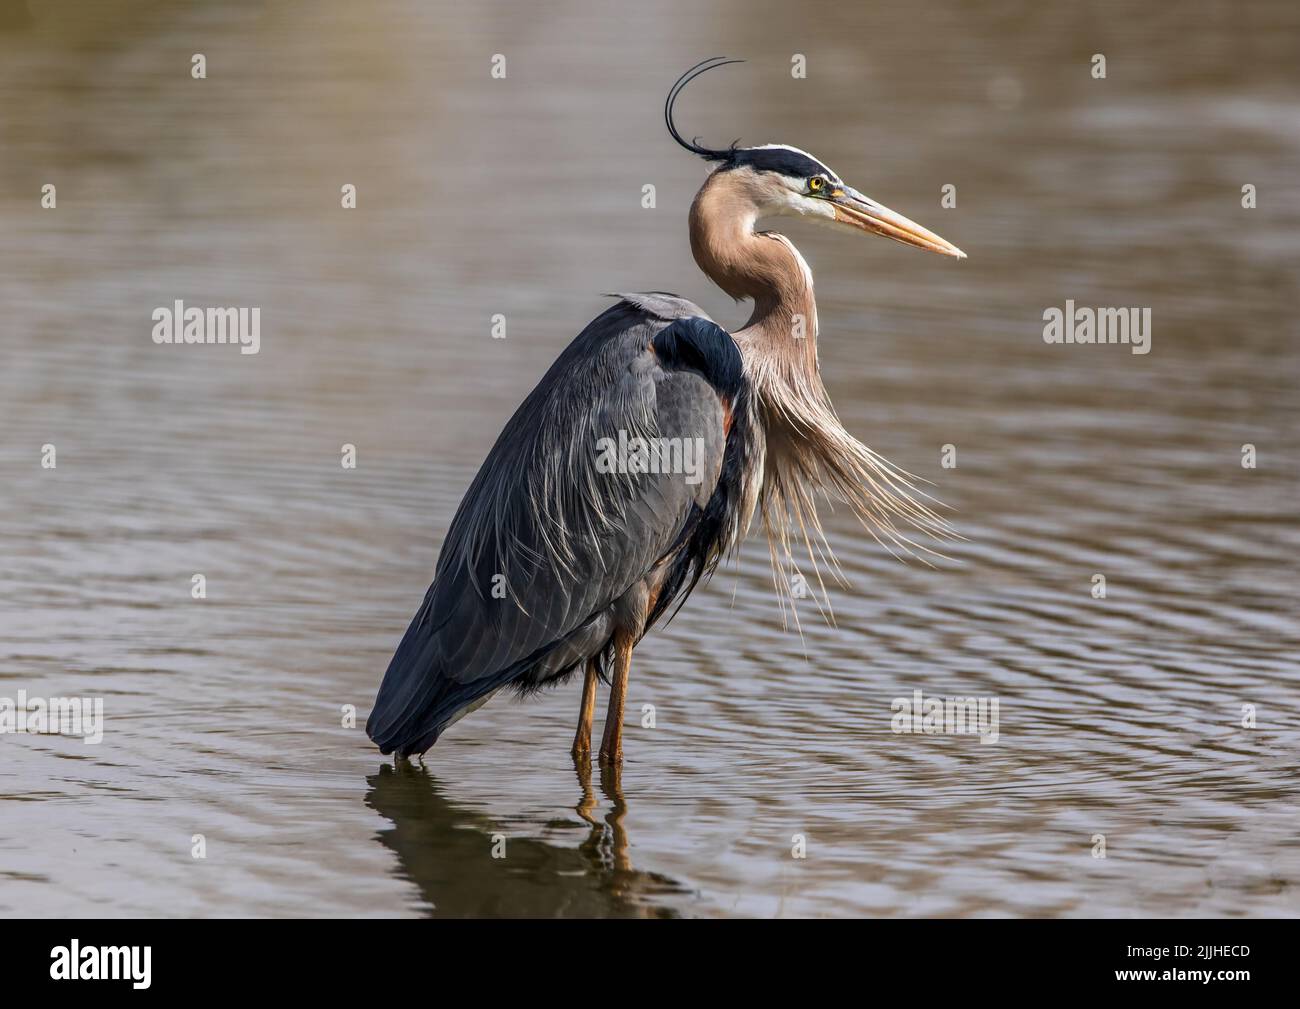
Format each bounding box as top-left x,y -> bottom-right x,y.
830,186 -> 966,258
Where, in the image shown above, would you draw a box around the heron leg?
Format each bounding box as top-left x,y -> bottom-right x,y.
598,631 -> 634,765
571,657 -> 600,762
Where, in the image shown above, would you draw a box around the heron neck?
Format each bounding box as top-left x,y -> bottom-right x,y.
688,178 -> 819,378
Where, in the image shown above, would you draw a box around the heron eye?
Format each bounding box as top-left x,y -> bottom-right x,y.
808,177 -> 825,193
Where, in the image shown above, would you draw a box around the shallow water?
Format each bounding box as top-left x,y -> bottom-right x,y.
1,0 -> 1298,917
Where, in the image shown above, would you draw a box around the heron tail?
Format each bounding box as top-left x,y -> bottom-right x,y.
365,607 -> 504,757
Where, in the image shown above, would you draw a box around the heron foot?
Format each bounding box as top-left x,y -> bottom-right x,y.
597,746 -> 623,766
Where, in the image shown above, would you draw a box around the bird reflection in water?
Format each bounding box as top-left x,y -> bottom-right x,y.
365,762 -> 687,917
574,760 -> 632,875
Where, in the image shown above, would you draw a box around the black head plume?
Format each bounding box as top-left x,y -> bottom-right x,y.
665,57 -> 744,162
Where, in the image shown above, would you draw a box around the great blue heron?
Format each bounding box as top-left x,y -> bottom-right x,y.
367,58 -> 964,766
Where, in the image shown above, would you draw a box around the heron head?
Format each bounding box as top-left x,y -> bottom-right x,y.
667,59 -> 966,259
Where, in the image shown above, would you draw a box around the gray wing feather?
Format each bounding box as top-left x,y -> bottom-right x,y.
603,291 -> 711,322
367,295 -> 731,753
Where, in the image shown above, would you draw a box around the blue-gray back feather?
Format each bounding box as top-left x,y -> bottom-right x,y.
367,294 -> 750,755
